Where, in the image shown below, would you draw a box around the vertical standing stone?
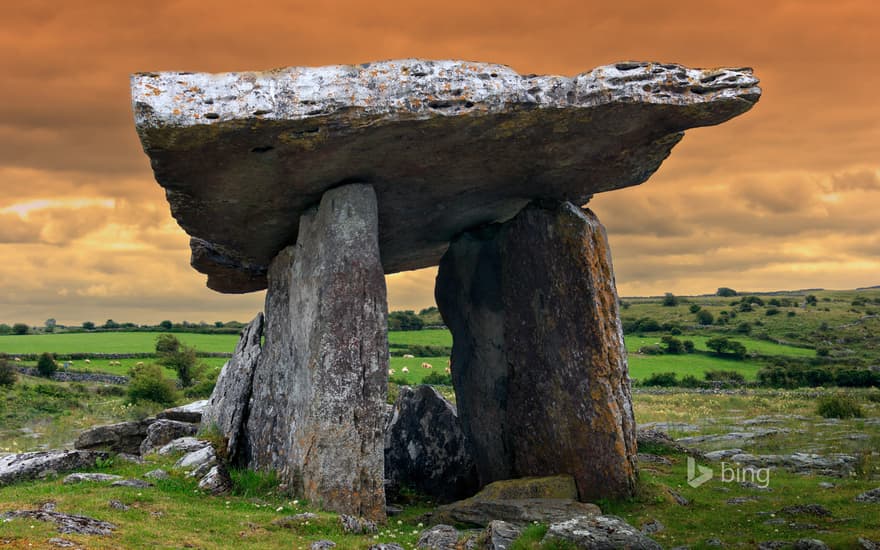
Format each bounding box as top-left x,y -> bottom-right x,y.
435,200 -> 637,501
202,312 -> 263,464
245,183 -> 388,521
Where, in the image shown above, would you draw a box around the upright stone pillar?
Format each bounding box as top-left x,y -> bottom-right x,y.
245,183 -> 388,521
435,200 -> 637,501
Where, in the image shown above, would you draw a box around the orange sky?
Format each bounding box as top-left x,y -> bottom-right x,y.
1,0 -> 878,325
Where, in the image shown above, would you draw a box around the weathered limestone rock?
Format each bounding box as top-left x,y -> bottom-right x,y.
157,437 -> 209,456
244,184 -> 388,521
157,399 -> 209,424
74,419 -> 154,454
131,60 -> 760,293
384,385 -> 479,502
430,476 -> 601,527
542,515 -> 661,549
202,312 -> 263,462
435,201 -> 637,500
198,463 -> 233,495
417,525 -> 460,550
0,451 -> 109,485
1,509 -> 116,536
62,473 -> 122,484
139,419 -> 198,456
485,520 -> 524,550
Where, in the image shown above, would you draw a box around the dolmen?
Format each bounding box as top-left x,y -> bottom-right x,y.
131,59 -> 761,520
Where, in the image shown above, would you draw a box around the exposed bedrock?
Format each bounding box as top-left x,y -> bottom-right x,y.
244,183 -> 388,521
435,200 -> 637,500
131,59 -> 761,292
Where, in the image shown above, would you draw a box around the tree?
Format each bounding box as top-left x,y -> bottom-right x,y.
388,310 -> 424,331
82,321 -> 95,330
155,334 -> 181,355
103,319 -> 120,329
12,323 -> 29,335
736,322 -> 752,334
805,295 -> 818,306
44,318 -> 57,333
716,287 -> 737,297
696,310 -> 714,326
0,324 -> 11,335
159,320 -> 173,330
156,335 -> 203,388
689,304 -> 702,313
37,352 -> 57,378
662,293 -> 679,307
705,337 -> 747,360
682,340 -> 695,353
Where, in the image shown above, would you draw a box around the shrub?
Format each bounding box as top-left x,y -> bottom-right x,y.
82,321 -> 95,330
0,358 -> 16,387
787,311 -> 796,317
643,372 -> 678,387
765,307 -> 781,316
816,394 -> 863,419
662,293 -> 679,307
816,347 -> 830,357
184,379 -> 217,398
422,371 -> 452,385
12,323 -> 29,335
835,368 -> 879,388
623,317 -> 662,334
705,337 -> 747,359
36,353 -> 57,378
638,344 -> 664,355
661,336 -> 684,354
716,287 -> 737,297
128,363 -> 179,405
736,322 -> 752,334
682,340 -> 695,353
805,295 -> 818,306
695,310 -> 714,326
704,370 -> 746,384
680,374 -> 702,388
689,304 -> 702,313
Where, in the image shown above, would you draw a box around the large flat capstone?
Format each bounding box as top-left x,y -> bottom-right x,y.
131,59 -> 760,292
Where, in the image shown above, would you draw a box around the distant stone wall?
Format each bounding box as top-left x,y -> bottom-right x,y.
7,352 -> 232,361
15,367 -> 128,385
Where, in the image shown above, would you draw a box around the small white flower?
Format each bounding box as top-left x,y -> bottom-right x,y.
276,506 -> 283,512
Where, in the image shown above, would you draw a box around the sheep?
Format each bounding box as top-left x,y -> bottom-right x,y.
421,362 -> 433,369
13,357 -> 20,362
401,367 -> 410,373
402,354 -> 415,359
444,367 -> 451,374
388,368 -> 395,375
136,361 -> 145,366
84,359 -> 91,364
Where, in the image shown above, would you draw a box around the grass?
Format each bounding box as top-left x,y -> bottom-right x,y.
628,354 -> 763,381
3,388 -> 879,548
0,332 -> 240,354
0,455 -> 430,549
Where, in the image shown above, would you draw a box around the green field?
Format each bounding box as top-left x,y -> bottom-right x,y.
0,332 -> 240,355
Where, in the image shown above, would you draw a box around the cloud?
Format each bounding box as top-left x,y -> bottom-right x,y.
0,0 -> 879,323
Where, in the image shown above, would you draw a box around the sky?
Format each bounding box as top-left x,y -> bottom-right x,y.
0,0 -> 878,326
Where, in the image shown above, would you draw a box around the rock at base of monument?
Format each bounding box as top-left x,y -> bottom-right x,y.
435,200 -> 638,501
202,313 -> 263,463
157,399 -> 209,424
74,419 -> 155,455
62,473 -> 123,484
158,437 -> 210,456
198,463 -> 233,495
542,515 -> 662,550
417,524 -> 459,550
429,476 -> 601,527
245,184 -> 388,521
485,520 -> 524,550
0,450 -> 110,486
384,385 -> 479,502
139,419 -> 198,456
